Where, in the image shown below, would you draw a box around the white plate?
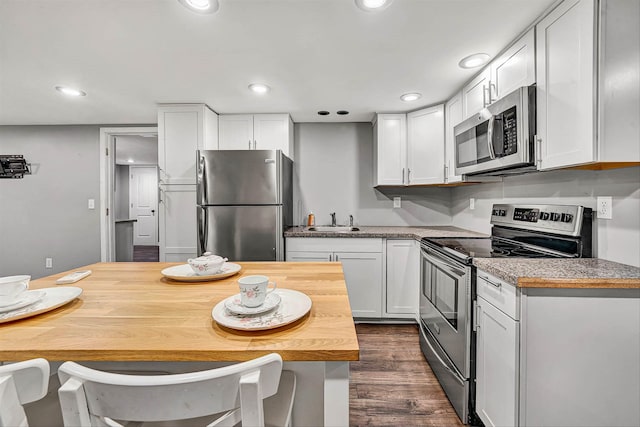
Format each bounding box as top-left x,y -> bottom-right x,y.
224,292 -> 281,316
0,290 -> 45,313
212,289 -> 312,331
161,262 -> 242,282
0,287 -> 82,324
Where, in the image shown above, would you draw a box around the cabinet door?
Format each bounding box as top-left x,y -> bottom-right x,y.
491,28 -> 536,100
253,114 -> 292,157
445,92 -> 464,183
374,114 -> 406,186
158,107 -> 201,185
159,184 -> 197,262
476,296 -> 519,427
385,240 -> 419,317
286,251 -> 331,262
407,105 -> 445,185
218,115 -> 254,150
335,251 -> 383,318
536,0 -> 596,170
462,68 -> 491,119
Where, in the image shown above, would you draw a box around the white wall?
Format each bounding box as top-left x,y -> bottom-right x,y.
293,122 -> 451,227
0,125 -> 102,278
451,167 -> 640,267
115,165 -> 130,220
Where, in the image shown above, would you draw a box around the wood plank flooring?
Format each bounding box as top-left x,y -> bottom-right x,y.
350,324 -> 465,427
133,245 -> 159,262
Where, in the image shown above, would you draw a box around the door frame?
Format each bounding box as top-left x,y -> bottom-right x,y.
99,126 -> 158,261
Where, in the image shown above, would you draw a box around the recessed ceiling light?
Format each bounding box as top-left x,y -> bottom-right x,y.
336,110 -> 349,115
178,0 -> 219,14
55,86 -> 86,97
458,53 -> 490,69
248,83 -> 270,94
400,93 -> 422,102
355,0 -> 392,11
127,159 -> 135,163
318,111 -> 330,116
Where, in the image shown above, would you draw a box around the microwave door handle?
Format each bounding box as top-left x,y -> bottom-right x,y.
487,115 -> 496,159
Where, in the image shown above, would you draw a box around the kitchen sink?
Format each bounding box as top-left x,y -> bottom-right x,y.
307,226 -> 360,232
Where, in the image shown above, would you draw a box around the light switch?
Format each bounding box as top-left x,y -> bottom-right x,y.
88,199 -> 95,209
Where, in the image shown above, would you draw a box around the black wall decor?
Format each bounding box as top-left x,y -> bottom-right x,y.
0,155 -> 31,178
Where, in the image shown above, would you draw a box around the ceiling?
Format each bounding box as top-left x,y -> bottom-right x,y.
0,0 -> 556,125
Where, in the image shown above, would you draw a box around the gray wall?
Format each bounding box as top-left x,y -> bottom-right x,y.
115,165 -> 130,220
0,125 -> 102,278
293,122 -> 452,227
451,167 -> 640,267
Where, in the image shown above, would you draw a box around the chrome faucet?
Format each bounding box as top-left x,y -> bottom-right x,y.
330,212 -> 337,227
349,215 -> 353,227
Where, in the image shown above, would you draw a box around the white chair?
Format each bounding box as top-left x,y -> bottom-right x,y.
0,358 -> 50,427
57,353 -> 296,427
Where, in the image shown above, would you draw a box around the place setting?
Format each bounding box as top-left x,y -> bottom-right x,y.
212,275 -> 312,331
0,275 -> 83,324
161,252 -> 242,282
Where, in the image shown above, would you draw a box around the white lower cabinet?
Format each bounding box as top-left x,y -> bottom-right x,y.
476,295 -> 519,427
286,238 -> 383,318
385,239 -> 419,318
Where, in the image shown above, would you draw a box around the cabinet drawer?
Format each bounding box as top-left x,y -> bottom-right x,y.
477,270 -> 519,320
286,237 -> 382,253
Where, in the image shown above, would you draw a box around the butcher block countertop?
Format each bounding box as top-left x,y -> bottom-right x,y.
0,262 -> 359,362
285,225 -> 487,239
473,258 -> 640,289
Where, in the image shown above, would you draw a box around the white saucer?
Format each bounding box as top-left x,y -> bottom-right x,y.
224,292 -> 281,316
161,262 -> 242,282
0,290 -> 45,313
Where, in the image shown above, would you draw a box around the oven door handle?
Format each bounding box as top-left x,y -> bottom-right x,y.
422,249 -> 466,277
421,327 -> 459,378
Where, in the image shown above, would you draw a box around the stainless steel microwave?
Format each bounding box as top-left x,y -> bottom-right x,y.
454,85 -> 536,176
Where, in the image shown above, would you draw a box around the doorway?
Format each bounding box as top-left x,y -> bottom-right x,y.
99,127 -> 159,262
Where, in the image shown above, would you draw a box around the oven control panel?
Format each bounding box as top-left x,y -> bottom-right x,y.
491,204 -> 591,236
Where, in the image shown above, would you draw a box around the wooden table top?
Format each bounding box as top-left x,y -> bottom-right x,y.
0,262 -> 360,362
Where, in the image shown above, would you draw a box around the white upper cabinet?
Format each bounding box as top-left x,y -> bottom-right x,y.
374,108 -> 445,186
373,114 -> 407,186
407,105 -> 445,185
218,114 -> 294,159
536,0 -> 596,170
491,28 -> 536,100
445,91 -> 464,183
462,68 -> 492,119
158,104 -> 218,185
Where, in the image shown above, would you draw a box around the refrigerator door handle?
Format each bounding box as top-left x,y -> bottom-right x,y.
197,152 -> 207,205
198,206 -> 207,255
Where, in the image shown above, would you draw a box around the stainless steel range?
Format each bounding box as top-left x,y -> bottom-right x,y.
418,204 -> 593,424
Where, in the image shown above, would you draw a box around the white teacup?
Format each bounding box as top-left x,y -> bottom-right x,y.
0,275 -> 30,306
238,275 -> 277,308
187,255 -> 228,276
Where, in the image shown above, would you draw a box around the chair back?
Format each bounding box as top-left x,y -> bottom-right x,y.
58,353 -> 284,427
0,358 -> 50,427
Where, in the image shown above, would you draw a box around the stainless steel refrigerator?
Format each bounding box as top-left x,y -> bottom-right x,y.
196,149 -> 293,261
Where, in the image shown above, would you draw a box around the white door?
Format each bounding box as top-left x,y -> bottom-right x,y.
385,240 -> 419,317
407,105 -> 445,185
218,115 -> 254,150
130,166 -> 158,246
491,28 -> 535,100
462,68 -> 491,119
335,251 -> 383,318
445,92 -> 464,183
253,114 -> 289,152
374,114 -> 407,186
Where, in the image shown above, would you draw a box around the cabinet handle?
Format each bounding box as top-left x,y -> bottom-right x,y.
248,140 -> 251,149
444,164 -> 448,181
482,85 -> 488,108
329,254 -> 333,262
481,275 -> 502,289
253,140 -> 257,150
535,136 -> 542,167
401,168 -> 405,185
407,168 -> 411,184
489,82 -> 497,103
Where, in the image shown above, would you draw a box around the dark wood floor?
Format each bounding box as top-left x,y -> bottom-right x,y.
133,245 -> 159,262
350,324 -> 464,427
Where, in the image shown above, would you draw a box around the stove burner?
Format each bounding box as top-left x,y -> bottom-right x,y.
490,248 -> 511,256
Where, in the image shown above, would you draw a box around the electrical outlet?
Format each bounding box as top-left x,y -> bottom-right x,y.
393,197 -> 401,208
45,258 -> 53,269
597,196 -> 613,219
470,198 -> 475,210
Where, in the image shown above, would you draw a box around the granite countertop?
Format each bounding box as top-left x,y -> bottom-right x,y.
285,225 -> 487,239
474,258 -> 640,289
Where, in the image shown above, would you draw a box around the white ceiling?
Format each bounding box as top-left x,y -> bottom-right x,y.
0,0 -> 556,125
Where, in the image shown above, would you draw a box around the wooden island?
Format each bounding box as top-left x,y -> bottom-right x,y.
0,262 -> 359,427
